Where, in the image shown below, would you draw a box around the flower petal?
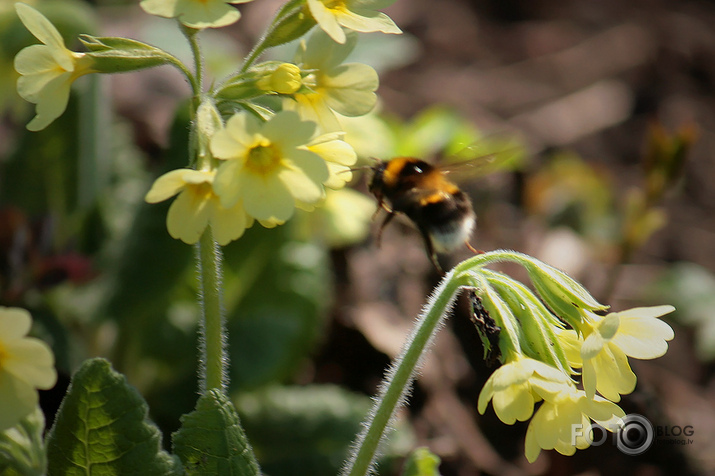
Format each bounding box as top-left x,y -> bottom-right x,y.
214,159 -> 244,207
241,173 -> 295,222
262,111 -> 316,149
26,72 -> 73,131
322,63 -> 378,116
4,338 -> 57,389
307,0 -> 347,44
278,149 -> 328,204
145,169 -> 189,203
175,0 -> 241,28
0,370 -> 38,432
336,8 -> 401,35
210,199 -> 248,246
166,188 -> 211,244
15,3 -> 74,71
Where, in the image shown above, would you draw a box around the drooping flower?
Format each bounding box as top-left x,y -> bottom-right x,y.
0,307 -> 57,432
210,111 -> 331,226
524,386 -> 625,463
140,0 -> 253,29
14,3 -> 96,131
145,168 -> 252,245
477,356 -> 572,425
306,0 -> 401,44
559,305 -> 675,402
284,29 -> 378,132
577,305 -> 675,402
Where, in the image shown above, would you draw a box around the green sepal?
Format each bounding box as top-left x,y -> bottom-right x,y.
79,35 -> 185,74
521,257 -> 607,331
172,389 -> 260,476
0,408 -> 47,476
469,272 -> 522,360
483,270 -> 571,375
261,0 -> 316,50
195,97 -> 223,166
400,447 -> 441,476
45,358 -> 183,476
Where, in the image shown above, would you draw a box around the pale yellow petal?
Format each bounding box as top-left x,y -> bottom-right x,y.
307,137 -> 357,166
611,316 -> 674,359
175,0 -> 241,28
166,188 -> 211,244
307,0 -> 347,44
262,111 -> 315,149
594,345 -> 635,401
492,382 -> 534,424
213,159 -> 244,208
0,370 -> 38,432
15,3 -> 74,71
323,63 -> 378,116
0,308 -> 32,341
210,199 -> 248,246
4,338 -> 56,389
241,173 -> 295,222
145,169 -> 190,203
336,8 -> 401,35
25,72 -> 73,131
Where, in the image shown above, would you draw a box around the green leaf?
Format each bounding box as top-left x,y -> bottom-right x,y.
46,358 -> 182,475
172,389 -> 260,476
235,385 -> 374,476
401,447 -> 441,476
0,408 -> 47,476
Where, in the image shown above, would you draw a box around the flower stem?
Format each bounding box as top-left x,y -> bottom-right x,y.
343,273 -> 466,476
197,228 -> 227,392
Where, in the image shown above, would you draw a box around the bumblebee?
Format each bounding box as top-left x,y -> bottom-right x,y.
368,156 -> 479,273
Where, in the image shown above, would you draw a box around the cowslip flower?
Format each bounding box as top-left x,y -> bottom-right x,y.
14,3 -> 96,131
285,29 -> 378,132
525,386 -> 625,463
577,305 -> 675,402
477,356 -> 572,425
145,168 -> 252,245
0,307 -> 57,432
210,111 -> 330,226
306,0 -> 401,44
140,0 -> 253,29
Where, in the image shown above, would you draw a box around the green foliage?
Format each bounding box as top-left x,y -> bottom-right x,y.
80,35 -> 188,75
0,409 -> 47,476
235,385 -> 373,476
172,389 -> 260,476
400,447 -> 441,476
46,358 -> 182,476
223,224 -> 330,390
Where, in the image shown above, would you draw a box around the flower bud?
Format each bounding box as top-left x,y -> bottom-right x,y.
257,63 -> 302,95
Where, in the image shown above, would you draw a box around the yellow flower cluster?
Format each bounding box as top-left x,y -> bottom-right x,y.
477,304 -> 674,462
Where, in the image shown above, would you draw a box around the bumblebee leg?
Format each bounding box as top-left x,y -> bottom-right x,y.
465,241 -> 484,255
419,230 -> 444,275
375,211 -> 396,248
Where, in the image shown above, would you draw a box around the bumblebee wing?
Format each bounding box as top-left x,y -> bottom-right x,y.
438,141 -> 525,181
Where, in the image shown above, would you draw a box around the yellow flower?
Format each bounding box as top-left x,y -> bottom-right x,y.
257,63 -> 303,95
210,111 -> 330,225
14,3 -> 96,131
477,356 -> 571,425
145,168 -> 252,245
0,307 -> 57,432
306,0 -> 401,44
285,29 -> 378,132
140,0 -> 253,29
577,305 -> 675,402
525,386 -> 625,463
